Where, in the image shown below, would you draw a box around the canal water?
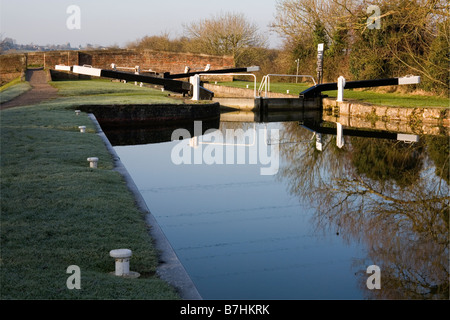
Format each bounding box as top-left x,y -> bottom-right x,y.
105,111 -> 449,300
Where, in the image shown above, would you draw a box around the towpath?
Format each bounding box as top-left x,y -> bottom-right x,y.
0,68 -> 58,110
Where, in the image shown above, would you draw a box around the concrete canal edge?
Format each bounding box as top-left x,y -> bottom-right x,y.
87,113 -> 203,300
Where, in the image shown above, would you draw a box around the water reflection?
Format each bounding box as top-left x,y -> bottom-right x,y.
102,118 -> 220,146
107,109 -> 449,299
278,122 -> 449,299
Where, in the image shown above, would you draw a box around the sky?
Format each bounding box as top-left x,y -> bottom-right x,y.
0,0 -> 283,48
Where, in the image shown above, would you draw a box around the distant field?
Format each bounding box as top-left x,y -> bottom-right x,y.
215,80 -> 450,108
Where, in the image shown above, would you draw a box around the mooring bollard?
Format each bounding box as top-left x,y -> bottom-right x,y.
75,110 -> 81,116
87,157 -> 98,168
109,249 -> 140,278
78,126 -> 86,133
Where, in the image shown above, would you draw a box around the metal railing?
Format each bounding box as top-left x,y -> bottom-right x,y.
258,74 -> 317,97
199,73 -> 259,98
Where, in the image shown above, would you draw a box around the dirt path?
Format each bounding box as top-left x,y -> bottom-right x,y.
0,68 -> 59,110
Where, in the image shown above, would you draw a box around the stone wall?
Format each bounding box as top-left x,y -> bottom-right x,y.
323,97 -> 450,125
323,97 -> 450,135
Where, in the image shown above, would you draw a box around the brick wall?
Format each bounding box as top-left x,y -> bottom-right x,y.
78,49 -> 234,76
0,54 -> 26,85
0,49 -> 235,85
27,51 -> 79,68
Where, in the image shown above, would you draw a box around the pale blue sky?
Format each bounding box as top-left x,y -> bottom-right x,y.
0,0 -> 282,48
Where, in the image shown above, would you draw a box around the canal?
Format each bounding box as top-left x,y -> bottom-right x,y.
103,110 -> 449,300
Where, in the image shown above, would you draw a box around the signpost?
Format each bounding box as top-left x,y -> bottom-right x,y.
317,43 -> 324,84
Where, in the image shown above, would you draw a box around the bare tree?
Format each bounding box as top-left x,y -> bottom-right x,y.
272,0 -> 449,93
127,32 -> 189,52
183,12 -> 267,66
271,0 -> 364,41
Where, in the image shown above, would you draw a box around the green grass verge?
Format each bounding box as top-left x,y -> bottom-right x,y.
324,89 -> 450,108
0,80 -> 182,299
49,79 -> 184,105
0,80 -> 32,104
216,80 -> 449,108
1,77 -> 23,91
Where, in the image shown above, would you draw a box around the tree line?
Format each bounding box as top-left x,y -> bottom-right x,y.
128,1 -> 449,96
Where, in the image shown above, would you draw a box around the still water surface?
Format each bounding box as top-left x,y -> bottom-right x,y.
108,114 -> 448,300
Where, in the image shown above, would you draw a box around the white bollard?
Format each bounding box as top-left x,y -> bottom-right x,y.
110,249 -> 131,276
87,157 -> 98,168
337,76 -> 346,102
78,126 -> 86,133
109,249 -> 140,278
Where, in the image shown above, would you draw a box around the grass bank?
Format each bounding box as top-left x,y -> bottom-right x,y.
216,80 -> 449,108
0,78 -> 32,104
0,80 -> 183,299
49,79 -> 184,105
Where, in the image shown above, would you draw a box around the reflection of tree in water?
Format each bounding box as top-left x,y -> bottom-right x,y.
425,135 -> 450,185
351,137 -> 424,187
278,122 -> 449,299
